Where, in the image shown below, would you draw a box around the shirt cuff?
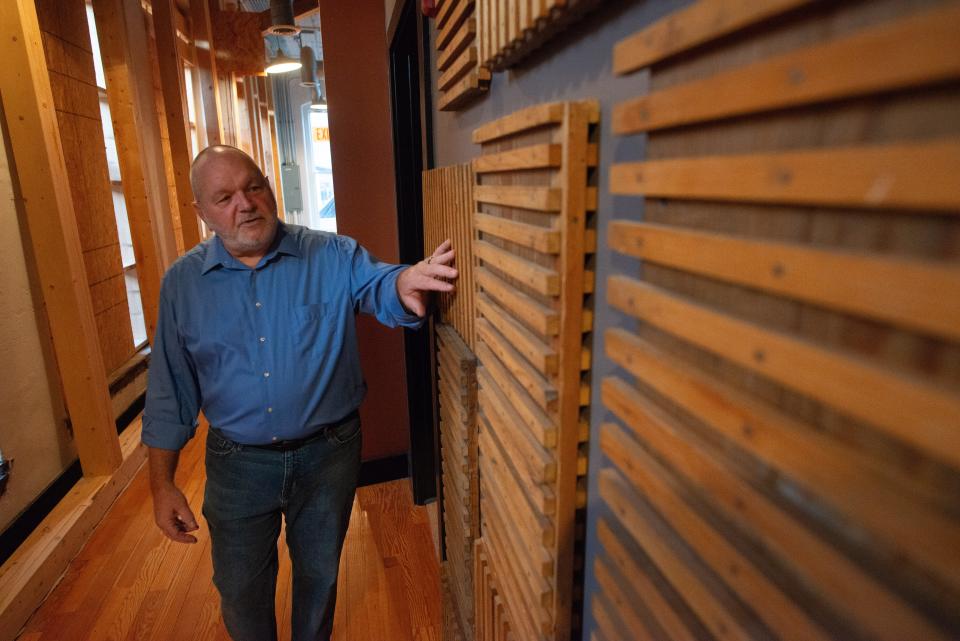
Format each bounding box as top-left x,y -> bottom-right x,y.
141,417 -> 198,450
386,268 -> 427,328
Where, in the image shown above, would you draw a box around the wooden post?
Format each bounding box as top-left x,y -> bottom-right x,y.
190,0 -> 223,145
91,0 -> 179,342
152,0 -> 202,251
0,0 -> 121,475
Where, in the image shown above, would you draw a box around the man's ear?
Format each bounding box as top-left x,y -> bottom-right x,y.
193,201 -> 207,224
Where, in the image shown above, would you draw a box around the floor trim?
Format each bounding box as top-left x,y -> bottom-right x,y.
0,420 -> 146,641
358,454 -> 409,488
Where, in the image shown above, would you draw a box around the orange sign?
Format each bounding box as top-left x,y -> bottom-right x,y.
313,127 -> 330,142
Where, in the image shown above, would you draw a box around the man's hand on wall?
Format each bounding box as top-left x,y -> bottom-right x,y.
396,239 -> 458,317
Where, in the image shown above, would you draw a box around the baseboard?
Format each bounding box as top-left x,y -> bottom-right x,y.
0,420 -> 147,641
358,454 -> 409,488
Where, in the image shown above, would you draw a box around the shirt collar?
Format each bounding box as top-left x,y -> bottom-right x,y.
201,221 -> 301,274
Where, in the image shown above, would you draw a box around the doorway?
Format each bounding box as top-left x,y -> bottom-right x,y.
388,0 -> 436,505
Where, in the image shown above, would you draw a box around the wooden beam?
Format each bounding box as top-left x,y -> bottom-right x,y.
153,0 -> 202,251
613,4 -> 960,133
609,140 -> 960,212
92,0 -> 179,342
613,0 -> 812,74
190,0 -> 223,146
0,0 -> 122,476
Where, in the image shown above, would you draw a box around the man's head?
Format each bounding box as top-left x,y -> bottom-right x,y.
191,145 -> 279,262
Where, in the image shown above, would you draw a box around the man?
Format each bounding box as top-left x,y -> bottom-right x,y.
142,145 -> 456,641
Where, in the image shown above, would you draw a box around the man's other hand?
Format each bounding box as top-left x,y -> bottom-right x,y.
152,483 -> 200,544
396,239 -> 458,317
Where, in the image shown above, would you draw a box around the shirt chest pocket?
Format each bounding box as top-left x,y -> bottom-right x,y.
294,303 -> 336,355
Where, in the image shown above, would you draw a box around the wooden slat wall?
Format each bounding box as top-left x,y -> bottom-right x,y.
473,540 -> 514,641
592,2 -> 960,640
473,100 -> 597,641
422,163 -> 478,350
36,0 -> 135,373
436,0 -> 491,111
437,325 -> 479,641
476,0 -> 602,72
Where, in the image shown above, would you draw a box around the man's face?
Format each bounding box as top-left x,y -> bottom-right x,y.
194,153 -> 279,260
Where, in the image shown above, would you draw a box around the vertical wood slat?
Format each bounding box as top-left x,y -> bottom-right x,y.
594,2 -> 960,640
475,0 -> 602,71
423,163 -> 477,350
473,100 -> 598,641
0,0 -> 121,475
91,0 -> 178,342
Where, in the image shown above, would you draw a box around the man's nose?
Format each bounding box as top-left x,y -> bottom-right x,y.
235,190 -> 254,210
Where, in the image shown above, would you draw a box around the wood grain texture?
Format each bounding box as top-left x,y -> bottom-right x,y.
613,3 -> 960,134
18,424 -> 441,641
613,0 -> 813,74
608,220 -> 960,340
422,165 -> 477,349
609,140 -> 960,212
473,101 -> 598,641
595,3 -> 960,640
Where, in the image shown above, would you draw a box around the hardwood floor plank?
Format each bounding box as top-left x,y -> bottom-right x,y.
19,424 -> 439,641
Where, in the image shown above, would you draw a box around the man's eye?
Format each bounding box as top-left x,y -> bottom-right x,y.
217,196 -> 230,204
248,185 -> 263,192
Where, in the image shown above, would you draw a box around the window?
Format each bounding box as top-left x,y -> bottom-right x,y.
86,2 -> 147,348
302,102 -> 336,233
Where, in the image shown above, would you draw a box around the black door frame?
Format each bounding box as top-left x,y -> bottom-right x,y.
388,0 -> 437,505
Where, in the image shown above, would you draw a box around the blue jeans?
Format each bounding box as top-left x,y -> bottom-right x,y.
202,414 -> 362,641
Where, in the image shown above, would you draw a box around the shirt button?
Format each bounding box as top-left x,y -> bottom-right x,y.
255,301 -> 263,308
272,436 -> 278,441
263,371 -> 270,378
267,407 -> 273,413
259,337 -> 266,343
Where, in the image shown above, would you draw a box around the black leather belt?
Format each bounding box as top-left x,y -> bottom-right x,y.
246,410 -> 358,451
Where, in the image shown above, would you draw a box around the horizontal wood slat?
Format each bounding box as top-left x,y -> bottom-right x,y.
477,317 -> 557,412
472,101 -> 567,143
613,4 -> 960,133
473,143 -> 563,173
613,0 -> 813,74
476,240 -> 560,295
476,267 -> 559,337
476,212 -> 561,253
438,18 -> 477,70
602,328 -> 960,592
598,473 -> 752,641
607,275 -> 960,469
438,0 -> 475,50
601,381 -> 950,641
474,184 -> 561,211
595,522 -> 697,641
608,220 -> 960,339
609,139 -> 960,211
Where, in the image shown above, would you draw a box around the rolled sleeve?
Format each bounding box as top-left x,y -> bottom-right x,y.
348,239 -> 425,329
142,285 -> 201,450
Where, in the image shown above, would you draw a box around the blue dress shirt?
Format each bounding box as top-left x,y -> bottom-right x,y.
142,223 -> 423,449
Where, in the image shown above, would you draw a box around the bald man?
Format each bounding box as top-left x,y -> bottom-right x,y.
143,145 -> 456,641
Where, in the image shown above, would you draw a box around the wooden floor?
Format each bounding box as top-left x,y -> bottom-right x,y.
16,423 -> 441,641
